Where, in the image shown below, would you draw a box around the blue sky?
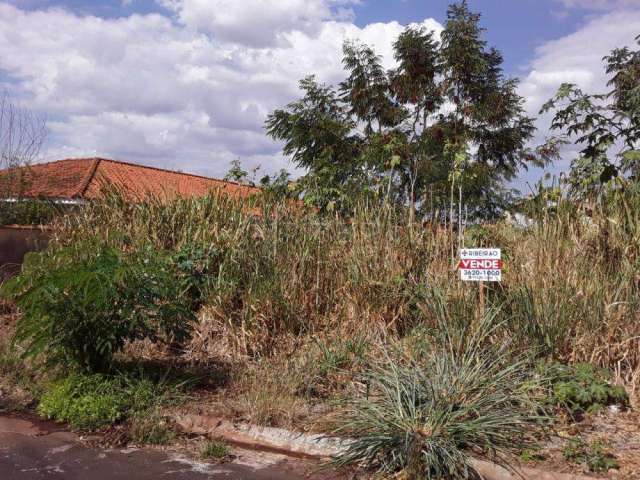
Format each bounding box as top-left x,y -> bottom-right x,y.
10,0 -> 616,74
3,0 -> 640,189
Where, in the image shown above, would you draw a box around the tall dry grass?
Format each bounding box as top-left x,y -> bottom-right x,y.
47,189 -> 640,388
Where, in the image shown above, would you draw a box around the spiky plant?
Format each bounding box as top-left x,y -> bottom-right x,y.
332,312 -> 545,479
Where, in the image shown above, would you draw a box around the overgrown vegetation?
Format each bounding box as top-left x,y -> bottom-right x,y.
1,2 -> 638,477
1,183 -> 637,473
200,439 -> 229,461
2,240 -> 198,371
539,362 -> 629,417
332,313 -> 546,479
562,438 -> 619,473
0,199 -> 63,226
37,371 -> 179,431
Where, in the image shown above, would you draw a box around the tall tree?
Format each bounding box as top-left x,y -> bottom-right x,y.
266,1 -> 545,216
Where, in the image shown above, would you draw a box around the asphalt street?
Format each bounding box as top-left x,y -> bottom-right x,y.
0,414 -> 345,480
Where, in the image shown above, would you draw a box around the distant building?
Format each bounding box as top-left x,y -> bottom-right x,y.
0,158 -> 262,275
0,157 -> 261,203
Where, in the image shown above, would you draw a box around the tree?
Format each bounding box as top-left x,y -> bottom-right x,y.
540,36 -> 640,199
224,159 -> 251,184
266,1 -> 546,217
0,92 -> 47,197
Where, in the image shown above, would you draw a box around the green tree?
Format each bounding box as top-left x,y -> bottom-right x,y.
540,36 -> 640,199
266,1 -> 546,217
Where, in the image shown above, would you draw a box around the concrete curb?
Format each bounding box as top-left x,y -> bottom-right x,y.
172,413 -> 593,480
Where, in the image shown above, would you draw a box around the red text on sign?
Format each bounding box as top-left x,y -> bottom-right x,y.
458,259 -> 503,270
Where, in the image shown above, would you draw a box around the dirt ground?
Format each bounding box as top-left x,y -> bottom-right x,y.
518,407 -> 640,479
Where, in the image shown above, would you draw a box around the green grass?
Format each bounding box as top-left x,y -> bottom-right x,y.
200,439 -> 229,460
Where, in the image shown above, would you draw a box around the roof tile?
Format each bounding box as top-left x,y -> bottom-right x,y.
0,158 -> 261,201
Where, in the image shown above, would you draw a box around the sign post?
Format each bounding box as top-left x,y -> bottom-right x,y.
458,248 -> 502,320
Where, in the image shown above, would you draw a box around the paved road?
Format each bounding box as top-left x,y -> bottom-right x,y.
0,414 -> 347,480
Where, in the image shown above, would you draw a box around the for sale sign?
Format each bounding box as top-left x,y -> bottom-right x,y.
458,248 -> 502,282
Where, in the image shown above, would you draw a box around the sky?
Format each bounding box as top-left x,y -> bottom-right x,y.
2,0 -> 640,191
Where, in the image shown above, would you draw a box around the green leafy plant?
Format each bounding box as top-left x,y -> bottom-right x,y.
520,447 -> 546,463
37,371 -> 181,431
0,199 -> 65,226
538,362 -> 628,416
563,438 -> 619,473
38,373 -> 148,430
265,1 -> 549,216
2,240 -> 195,372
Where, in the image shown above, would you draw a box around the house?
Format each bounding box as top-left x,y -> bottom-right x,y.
0,158 -> 261,277
0,157 -> 261,203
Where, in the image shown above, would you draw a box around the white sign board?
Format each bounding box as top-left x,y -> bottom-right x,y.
458,248 -> 502,282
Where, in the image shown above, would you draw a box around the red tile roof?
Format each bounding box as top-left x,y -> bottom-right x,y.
0,158 -> 261,202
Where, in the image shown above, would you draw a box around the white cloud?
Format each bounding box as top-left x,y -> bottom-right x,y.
157,0 -> 361,47
0,2 -> 441,178
517,8 -> 640,186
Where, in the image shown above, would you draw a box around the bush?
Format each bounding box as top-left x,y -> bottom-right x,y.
0,199 -> 64,225
562,438 -> 619,473
331,315 -> 545,479
38,373 -> 153,430
2,240 -> 195,371
539,362 -> 629,416
37,371 -> 181,431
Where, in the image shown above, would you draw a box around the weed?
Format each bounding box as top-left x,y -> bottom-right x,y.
200,439 -> 229,460
520,448 -> 546,462
300,336 -> 369,398
563,438 -> 619,473
38,374 -> 132,430
538,362 -> 629,416
230,358 -> 308,428
37,370 -> 183,431
129,413 -> 175,445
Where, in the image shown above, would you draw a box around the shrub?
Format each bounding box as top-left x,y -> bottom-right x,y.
0,199 -> 64,225
331,315 -> 545,479
2,240 -> 195,372
37,371 -> 175,431
562,438 -> 619,473
538,362 -> 629,416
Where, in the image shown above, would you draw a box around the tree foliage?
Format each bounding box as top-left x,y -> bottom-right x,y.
540,35 -> 640,198
266,1 -> 548,216
2,241 -> 195,372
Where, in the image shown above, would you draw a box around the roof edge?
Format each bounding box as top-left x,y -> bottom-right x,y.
32,157 -> 262,192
